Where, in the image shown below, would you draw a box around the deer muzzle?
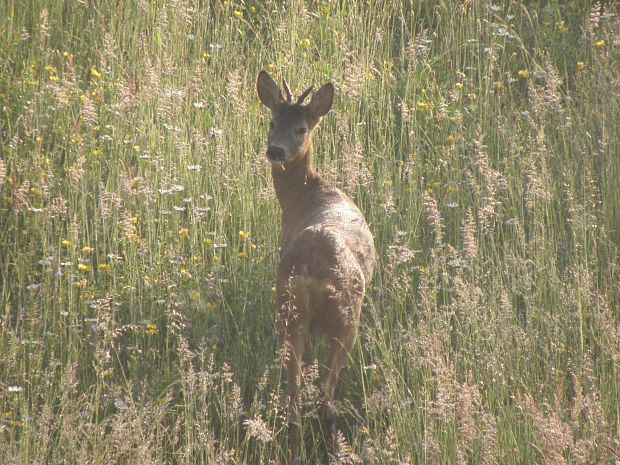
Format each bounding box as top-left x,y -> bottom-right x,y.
266,145 -> 286,164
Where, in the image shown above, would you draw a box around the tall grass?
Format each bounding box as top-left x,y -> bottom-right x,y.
1,0 -> 619,463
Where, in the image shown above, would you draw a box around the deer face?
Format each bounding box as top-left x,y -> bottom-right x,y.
257,71 -> 333,166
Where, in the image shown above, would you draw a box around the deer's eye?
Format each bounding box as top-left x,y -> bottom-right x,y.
296,127 -> 307,135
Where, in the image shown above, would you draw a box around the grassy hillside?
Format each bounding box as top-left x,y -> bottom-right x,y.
1,1 -> 619,463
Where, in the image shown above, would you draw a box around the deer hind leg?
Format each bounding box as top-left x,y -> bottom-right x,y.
320,273 -> 365,445
303,330 -> 316,366
322,324 -> 358,440
283,327 -> 306,464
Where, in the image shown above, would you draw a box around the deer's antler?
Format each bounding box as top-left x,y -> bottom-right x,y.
297,85 -> 314,104
282,79 -> 293,102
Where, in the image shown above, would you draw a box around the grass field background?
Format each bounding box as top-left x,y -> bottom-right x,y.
1,1 -> 619,463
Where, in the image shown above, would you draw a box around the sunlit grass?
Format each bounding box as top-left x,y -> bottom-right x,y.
1,0 -> 619,464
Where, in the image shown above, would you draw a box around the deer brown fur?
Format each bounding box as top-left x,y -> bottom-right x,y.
257,71 -> 376,463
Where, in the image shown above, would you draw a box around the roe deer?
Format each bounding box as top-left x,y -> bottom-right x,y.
256,71 -> 376,463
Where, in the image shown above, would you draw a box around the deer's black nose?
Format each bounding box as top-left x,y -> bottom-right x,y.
266,146 -> 285,162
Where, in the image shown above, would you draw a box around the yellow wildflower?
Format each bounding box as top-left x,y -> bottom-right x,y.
61,239 -> 72,247
90,68 -> 101,79
82,246 -> 94,254
555,20 -> 568,33
98,263 -> 110,271
595,40 -> 605,47
455,82 -> 464,90
576,61 -> 585,70
127,234 -> 141,245
239,230 -> 250,240
238,252 -> 248,259
179,228 -> 189,239
206,302 -> 217,311
145,323 -> 159,336
78,263 -> 90,272
300,38 -> 311,49
518,69 -> 529,79
233,10 -> 243,19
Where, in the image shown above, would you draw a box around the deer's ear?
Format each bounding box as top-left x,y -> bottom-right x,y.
308,83 -> 334,118
257,71 -> 283,110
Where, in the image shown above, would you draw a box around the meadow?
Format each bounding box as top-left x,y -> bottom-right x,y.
1,0 -> 619,463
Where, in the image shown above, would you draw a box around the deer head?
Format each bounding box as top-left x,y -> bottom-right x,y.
256,70 -> 334,166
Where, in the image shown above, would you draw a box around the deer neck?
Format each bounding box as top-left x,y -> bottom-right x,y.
271,146 -> 320,213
